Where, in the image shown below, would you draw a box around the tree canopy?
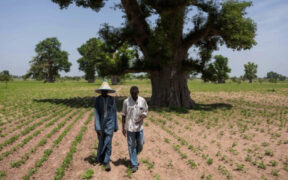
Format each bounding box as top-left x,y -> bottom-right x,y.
243,61 -> 257,83
25,37 -> 71,82
77,36 -> 135,84
266,71 -> 286,81
77,38 -> 103,83
202,55 -> 231,83
52,0 -> 257,107
0,70 -> 13,88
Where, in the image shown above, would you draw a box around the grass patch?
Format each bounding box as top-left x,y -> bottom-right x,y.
81,169 -> 94,180
141,158 -> 155,170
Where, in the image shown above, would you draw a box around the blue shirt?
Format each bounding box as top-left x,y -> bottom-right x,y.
94,95 -> 118,135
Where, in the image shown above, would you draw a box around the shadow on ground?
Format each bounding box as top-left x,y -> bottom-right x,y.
112,158 -> 130,168
84,155 -> 98,166
33,96 -> 126,111
33,96 -> 233,113
84,155 -> 131,168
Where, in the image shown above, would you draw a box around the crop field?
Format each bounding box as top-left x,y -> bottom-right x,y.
0,80 -> 288,180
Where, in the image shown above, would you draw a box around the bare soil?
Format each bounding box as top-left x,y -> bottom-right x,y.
1,86 -> 287,180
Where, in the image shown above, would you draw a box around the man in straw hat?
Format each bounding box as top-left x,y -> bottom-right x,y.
94,80 -> 118,171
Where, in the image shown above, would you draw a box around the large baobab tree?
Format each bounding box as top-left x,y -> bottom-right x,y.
52,0 -> 257,107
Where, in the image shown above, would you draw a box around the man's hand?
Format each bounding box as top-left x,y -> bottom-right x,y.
122,129 -> 126,137
96,130 -> 102,136
136,115 -> 146,125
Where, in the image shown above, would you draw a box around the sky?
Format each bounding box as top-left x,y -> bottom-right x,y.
0,0 -> 287,77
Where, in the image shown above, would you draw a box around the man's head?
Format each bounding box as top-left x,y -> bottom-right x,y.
101,90 -> 108,97
130,86 -> 139,101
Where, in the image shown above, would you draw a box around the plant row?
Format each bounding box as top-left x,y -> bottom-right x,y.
22,109 -> 89,180
10,109 -> 82,168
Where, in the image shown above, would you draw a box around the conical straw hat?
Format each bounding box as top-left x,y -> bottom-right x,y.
95,81 -> 115,93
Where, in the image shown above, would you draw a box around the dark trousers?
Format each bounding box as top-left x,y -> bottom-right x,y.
97,132 -> 113,164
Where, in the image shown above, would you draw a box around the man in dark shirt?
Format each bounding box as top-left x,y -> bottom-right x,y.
94,81 -> 118,171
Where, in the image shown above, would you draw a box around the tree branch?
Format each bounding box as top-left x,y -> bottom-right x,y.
182,27 -> 211,50
121,0 -> 151,56
124,68 -> 150,74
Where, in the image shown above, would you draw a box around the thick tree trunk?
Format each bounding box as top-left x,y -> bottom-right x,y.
111,75 -> 119,85
85,70 -> 95,83
150,69 -> 195,108
87,79 -> 95,83
46,61 -> 55,83
45,77 -> 55,83
249,79 -> 252,83
218,78 -> 225,84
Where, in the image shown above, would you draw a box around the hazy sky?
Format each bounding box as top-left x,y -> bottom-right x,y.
0,0 -> 287,77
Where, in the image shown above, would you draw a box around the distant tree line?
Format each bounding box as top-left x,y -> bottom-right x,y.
266,71 -> 286,82
21,37 -> 286,85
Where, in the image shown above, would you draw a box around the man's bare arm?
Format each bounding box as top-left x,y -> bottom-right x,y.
122,115 -> 126,137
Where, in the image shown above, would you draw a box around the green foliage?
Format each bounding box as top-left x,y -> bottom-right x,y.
52,0 -> 256,90
125,167 -> 133,179
51,0 -> 105,12
97,43 -> 135,77
23,148 -> 53,180
207,158 -> 213,165
164,138 -> 170,143
218,165 -> 232,179
153,174 -> 161,180
0,171 -> 6,179
283,158 -> 288,172
77,38 -> 103,82
2,79 -> 288,179
264,149 -> 274,157
244,62 -> 257,83
54,115 -> 90,180
77,37 -> 135,84
9,110 -> 76,169
269,160 -> 278,167
188,159 -> 197,169
269,78 -> 277,83
25,37 -> 71,82
141,158 -> 155,170
266,71 -> 286,81
271,169 -> 280,177
202,55 -> 231,83
81,169 -> 94,180
235,163 -> 245,171
0,70 -> 13,88
258,161 -> 266,169
261,142 -> 269,147
216,0 -> 257,50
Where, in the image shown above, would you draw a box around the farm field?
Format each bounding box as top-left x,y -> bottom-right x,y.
0,80 -> 288,180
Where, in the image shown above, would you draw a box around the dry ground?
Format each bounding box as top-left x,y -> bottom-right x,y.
0,81 -> 287,180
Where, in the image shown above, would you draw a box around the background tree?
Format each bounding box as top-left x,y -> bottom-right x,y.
202,55 -> 231,83
97,43 -> 135,84
77,36 -> 135,84
202,63 -> 217,83
25,37 -> 71,83
0,70 -> 13,89
77,38 -> 103,83
266,71 -> 286,81
243,62 -> 257,83
97,24 -> 136,84
52,0 -> 257,107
